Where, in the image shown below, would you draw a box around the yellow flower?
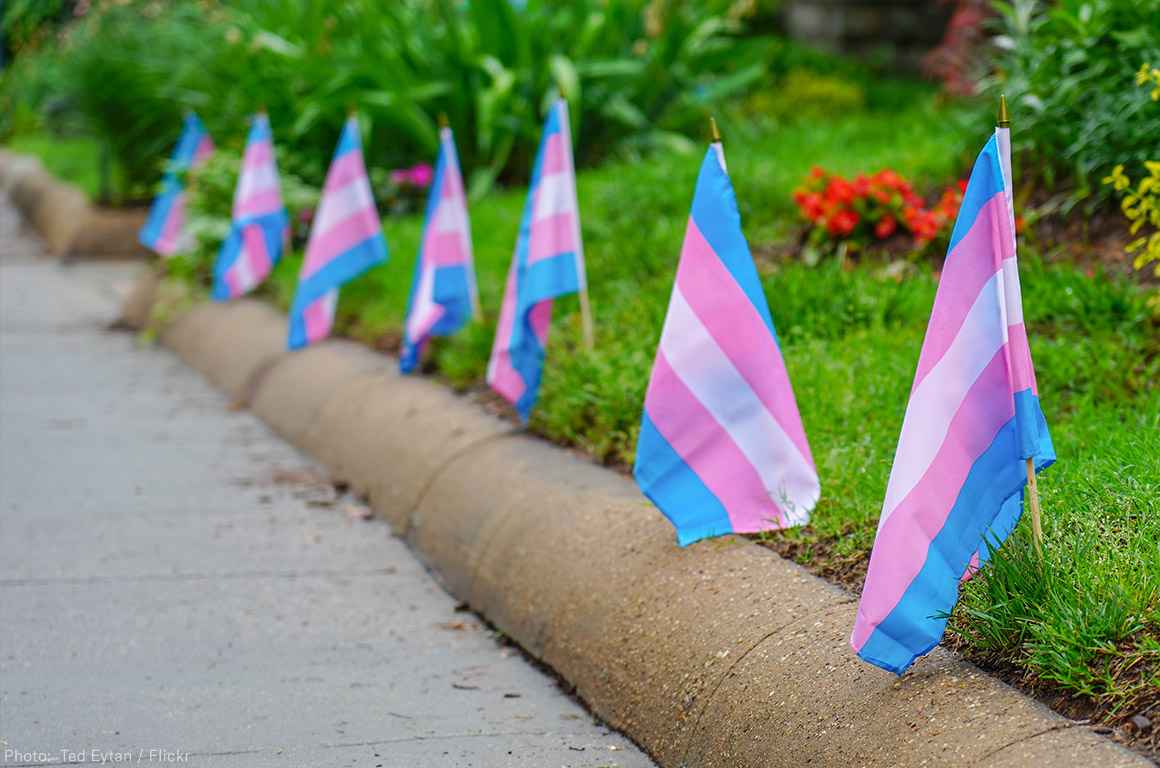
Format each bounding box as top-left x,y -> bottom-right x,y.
1138,63 -> 1152,86
1102,164 -> 1131,191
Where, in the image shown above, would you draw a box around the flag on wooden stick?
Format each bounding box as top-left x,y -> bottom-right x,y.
139,112 -> 214,256
288,115 -> 387,350
400,124 -> 479,373
634,137 -> 819,546
486,98 -> 588,420
213,112 -> 288,300
851,121 -> 1054,675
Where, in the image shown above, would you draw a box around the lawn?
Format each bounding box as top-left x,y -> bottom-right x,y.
169,82 -> 1160,736
3,133 -> 113,202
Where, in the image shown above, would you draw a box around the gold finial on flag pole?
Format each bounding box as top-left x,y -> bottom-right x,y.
346,103 -> 358,119
709,115 -> 721,143
437,112 -> 449,129
997,94 -> 1010,128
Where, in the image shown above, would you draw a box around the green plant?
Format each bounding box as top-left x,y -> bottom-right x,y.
986,0 -> 1160,206
4,0 -> 773,198
1103,161 -> 1160,313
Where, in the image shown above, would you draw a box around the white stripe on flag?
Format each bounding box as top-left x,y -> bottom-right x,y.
880,270 -> 1007,526
660,287 -> 819,521
314,178 -> 374,235
532,173 -> 576,222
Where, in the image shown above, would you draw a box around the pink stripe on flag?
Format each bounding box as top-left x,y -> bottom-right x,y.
226,268 -> 243,298
851,346 -> 1014,651
429,230 -> 468,267
1006,322 -> 1037,395
303,293 -> 335,345
194,137 -> 214,165
539,134 -> 569,176
244,141 -> 274,169
528,300 -> 553,347
156,195 -> 187,254
676,219 -> 816,471
913,192 -> 1012,390
646,352 -> 786,532
237,189 -> 284,219
527,212 -> 578,265
487,264 -> 526,403
242,225 -> 271,286
324,151 -> 369,193
303,210 -> 380,277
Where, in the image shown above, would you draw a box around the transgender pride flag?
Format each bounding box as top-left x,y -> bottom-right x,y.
486,98 -> 587,420
851,127 -> 1054,675
139,113 -> 214,256
213,113 -> 288,300
288,116 -> 388,350
634,142 -> 819,546
399,125 -> 479,373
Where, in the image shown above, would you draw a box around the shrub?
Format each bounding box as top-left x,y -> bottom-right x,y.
3,0 -> 773,197
1103,160 -> 1160,313
986,0 -> 1160,205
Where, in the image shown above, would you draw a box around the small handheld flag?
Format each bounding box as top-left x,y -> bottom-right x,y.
139,113 -> 214,256
851,107 -> 1054,675
486,98 -> 587,420
213,112 -> 288,301
634,133 -> 819,546
287,115 -> 388,350
399,123 -> 479,373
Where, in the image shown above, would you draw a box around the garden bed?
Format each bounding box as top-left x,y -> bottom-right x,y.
208,90 -> 1154,760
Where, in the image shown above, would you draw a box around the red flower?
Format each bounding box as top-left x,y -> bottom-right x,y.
826,208 -> 859,236
874,216 -> 897,239
824,178 -> 856,205
810,165 -> 826,180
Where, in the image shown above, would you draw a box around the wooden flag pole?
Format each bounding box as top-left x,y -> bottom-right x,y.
1026,458 -> 1044,557
1000,93 -> 1044,557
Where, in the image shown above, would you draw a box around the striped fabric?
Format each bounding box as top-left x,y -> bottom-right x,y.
634,143 -> 819,546
287,117 -> 388,350
212,113 -> 288,301
851,129 -> 1054,675
139,113 -> 214,256
400,125 -> 479,373
486,98 -> 587,421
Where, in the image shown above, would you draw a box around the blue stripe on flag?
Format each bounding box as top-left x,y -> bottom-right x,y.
857,415 -> 1026,674
334,119 -> 362,159
689,148 -> 779,344
287,233 -> 388,349
635,413 -> 734,546
947,136 -> 1005,255
212,210 -> 288,301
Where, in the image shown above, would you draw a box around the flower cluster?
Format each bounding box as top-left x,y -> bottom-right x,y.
389,163 -> 434,188
1104,161 -> 1160,313
1136,63 -> 1160,102
793,167 -> 968,254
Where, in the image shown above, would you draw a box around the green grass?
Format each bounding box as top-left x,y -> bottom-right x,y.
3,133 -> 113,201
222,86 -> 1160,727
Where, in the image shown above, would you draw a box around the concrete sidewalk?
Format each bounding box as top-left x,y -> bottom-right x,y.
0,206 -> 654,767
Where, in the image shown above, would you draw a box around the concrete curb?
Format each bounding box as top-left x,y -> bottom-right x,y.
123,270 -> 1151,768
0,150 -> 149,259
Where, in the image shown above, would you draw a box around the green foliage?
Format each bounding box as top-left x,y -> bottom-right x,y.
170,145 -> 318,288
3,0 -> 773,198
987,0 -> 1160,205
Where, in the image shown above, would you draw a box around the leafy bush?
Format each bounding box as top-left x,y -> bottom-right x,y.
170,146 -> 317,289
1104,160 -> 1160,313
987,0 -> 1160,204
2,0 -> 772,198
